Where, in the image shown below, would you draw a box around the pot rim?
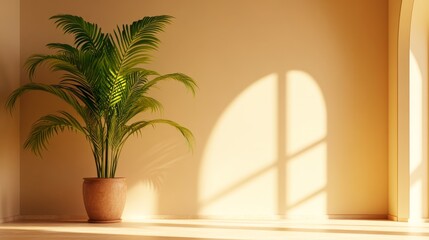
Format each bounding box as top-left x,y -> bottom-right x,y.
83,177 -> 126,181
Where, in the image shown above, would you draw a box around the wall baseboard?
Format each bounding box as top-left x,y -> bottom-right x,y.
10,214 -> 389,222
387,214 -> 398,221
18,215 -> 87,221
0,215 -> 21,223
387,214 -> 429,223
191,214 -> 388,221
323,214 -> 388,220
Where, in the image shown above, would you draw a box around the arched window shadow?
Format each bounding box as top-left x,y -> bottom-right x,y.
197,70 -> 328,218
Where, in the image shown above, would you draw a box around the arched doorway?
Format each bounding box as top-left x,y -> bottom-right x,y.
393,0 -> 429,222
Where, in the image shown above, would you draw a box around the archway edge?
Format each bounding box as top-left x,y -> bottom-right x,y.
395,0 -> 413,221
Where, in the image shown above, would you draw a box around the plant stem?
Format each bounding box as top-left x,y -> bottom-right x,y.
105,123 -> 109,178
100,122 -> 105,178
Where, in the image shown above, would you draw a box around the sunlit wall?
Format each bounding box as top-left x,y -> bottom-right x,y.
199,71 -> 328,218
19,0 -> 388,219
408,0 -> 429,221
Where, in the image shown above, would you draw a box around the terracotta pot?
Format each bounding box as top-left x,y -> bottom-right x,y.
82,177 -> 127,223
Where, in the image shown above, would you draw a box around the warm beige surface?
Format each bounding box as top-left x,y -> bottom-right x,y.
388,0 -> 417,221
19,0 -> 388,218
396,0 -> 413,221
388,0 -> 400,220
0,0 -> 20,222
2,219 -> 429,240
409,0 -> 429,220
393,0 -> 416,221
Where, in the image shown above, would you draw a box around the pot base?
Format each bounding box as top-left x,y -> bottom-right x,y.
88,219 -> 122,223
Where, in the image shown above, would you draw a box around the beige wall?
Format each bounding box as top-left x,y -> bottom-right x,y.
0,0 -> 20,222
20,0 -> 388,219
396,0 -> 414,221
388,0 -> 401,220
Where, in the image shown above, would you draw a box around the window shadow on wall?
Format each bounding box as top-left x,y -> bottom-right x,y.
196,70 -> 327,218
151,0 -> 388,219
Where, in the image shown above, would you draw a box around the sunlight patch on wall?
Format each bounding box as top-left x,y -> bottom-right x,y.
286,143 -> 327,215
199,71 -> 327,218
199,74 -> 279,216
409,50 -> 428,219
120,139 -> 189,220
286,71 -> 327,155
409,51 -> 423,175
122,183 -> 158,220
285,70 -> 327,215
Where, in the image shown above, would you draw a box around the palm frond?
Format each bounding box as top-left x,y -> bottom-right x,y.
25,51 -> 104,115
105,69 -> 159,124
50,14 -> 106,52
5,82 -> 82,114
119,97 -> 163,124
115,69 -> 159,108
125,119 -> 195,149
26,52 -> 84,82
113,15 -> 172,71
103,15 -> 172,108
25,112 -> 87,156
46,43 -> 77,54
142,73 -> 197,95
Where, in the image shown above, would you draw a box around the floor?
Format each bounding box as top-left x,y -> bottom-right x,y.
1,219 -> 429,240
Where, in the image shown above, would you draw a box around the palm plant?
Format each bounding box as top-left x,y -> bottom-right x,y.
6,14 -> 196,178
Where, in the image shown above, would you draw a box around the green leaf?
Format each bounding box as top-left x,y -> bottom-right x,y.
50,14 -> 106,52
25,112 -> 86,156
143,73 -> 197,95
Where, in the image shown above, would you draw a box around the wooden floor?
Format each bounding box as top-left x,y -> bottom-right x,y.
1,219 -> 429,240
